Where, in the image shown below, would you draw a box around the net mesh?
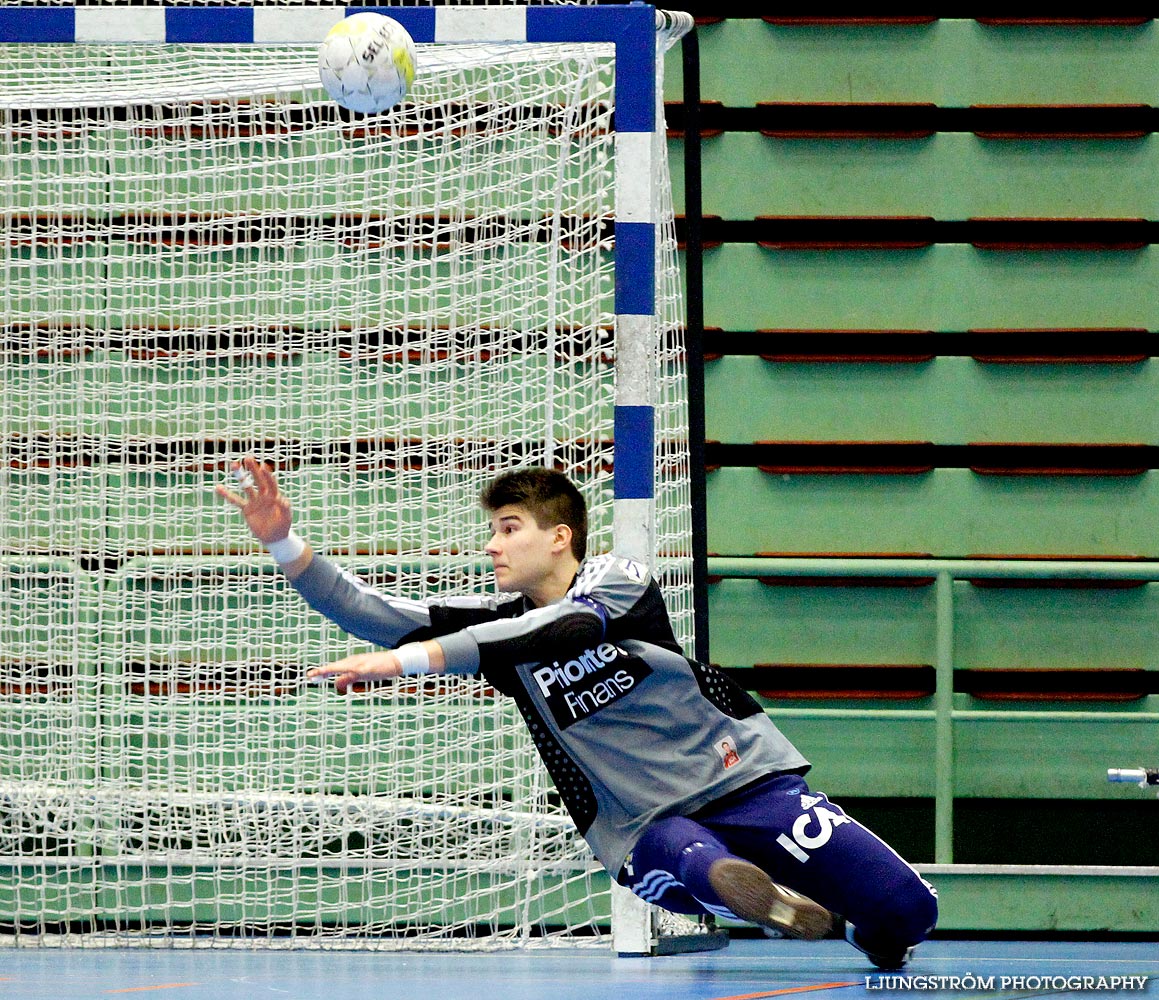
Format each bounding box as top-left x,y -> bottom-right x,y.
0,25 -> 693,949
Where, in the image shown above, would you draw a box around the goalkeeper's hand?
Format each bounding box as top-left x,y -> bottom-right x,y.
215,456 -> 294,545
308,641 -> 446,695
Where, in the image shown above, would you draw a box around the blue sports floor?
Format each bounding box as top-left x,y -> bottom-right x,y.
2,938 -> 1157,1000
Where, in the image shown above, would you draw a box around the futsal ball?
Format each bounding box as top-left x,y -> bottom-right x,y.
318,12 -> 416,114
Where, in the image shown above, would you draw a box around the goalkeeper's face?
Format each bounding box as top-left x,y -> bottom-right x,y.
485,504 -> 570,601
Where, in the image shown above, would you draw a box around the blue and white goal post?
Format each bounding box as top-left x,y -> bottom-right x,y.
0,4 -> 702,955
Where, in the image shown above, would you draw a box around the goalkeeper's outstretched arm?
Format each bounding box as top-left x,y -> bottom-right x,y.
215,456 -> 437,644
304,596 -> 605,694
214,455 -> 313,579
218,458 -> 607,695
306,639 -> 448,693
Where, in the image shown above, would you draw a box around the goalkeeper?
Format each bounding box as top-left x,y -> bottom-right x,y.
218,460 -> 938,969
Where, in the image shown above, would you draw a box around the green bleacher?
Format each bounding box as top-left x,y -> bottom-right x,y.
665,15 -> 1159,931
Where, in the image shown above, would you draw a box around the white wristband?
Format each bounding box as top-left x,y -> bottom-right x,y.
267,531 -> 306,566
395,643 -> 431,676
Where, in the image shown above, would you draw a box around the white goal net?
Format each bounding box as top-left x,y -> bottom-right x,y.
0,7 -> 694,949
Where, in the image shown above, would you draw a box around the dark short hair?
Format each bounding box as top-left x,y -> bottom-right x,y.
480,467 -> 588,561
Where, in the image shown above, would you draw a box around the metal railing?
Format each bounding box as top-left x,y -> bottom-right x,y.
707,556 -> 1159,863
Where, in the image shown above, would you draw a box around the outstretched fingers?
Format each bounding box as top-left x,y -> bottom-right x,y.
247,457 -> 278,499
215,457 -> 261,507
307,652 -> 402,694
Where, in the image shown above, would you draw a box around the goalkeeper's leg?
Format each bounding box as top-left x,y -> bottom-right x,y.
701,774 -> 939,967
618,815 -> 833,940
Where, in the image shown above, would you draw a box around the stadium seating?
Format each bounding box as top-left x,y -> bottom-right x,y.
664,16 -> 1159,875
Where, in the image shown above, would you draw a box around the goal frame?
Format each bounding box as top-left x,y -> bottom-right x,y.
0,2 -> 698,956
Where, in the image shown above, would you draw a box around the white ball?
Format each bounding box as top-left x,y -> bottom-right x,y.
318,12 -> 416,115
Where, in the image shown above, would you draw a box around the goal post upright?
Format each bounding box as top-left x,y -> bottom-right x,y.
0,2 -> 695,953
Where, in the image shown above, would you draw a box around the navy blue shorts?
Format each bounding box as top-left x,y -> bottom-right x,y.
617,772 -> 937,951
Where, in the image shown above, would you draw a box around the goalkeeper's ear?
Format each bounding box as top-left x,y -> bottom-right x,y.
550,522 -> 573,557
